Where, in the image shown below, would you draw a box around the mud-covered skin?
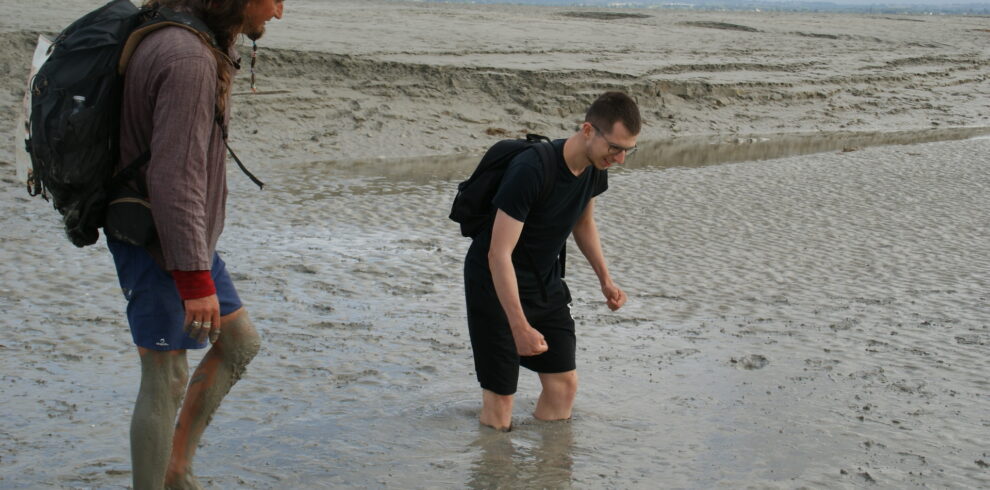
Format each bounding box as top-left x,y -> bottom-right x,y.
130,309 -> 260,490
132,350 -> 189,490
165,309 -> 260,489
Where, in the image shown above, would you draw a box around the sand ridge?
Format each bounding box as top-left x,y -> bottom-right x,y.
1,0 -> 988,165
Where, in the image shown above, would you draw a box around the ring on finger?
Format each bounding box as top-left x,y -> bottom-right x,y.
191,320 -> 203,328
202,321 -> 213,328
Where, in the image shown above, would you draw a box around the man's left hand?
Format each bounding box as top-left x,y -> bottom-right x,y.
602,283 -> 626,311
183,294 -> 221,343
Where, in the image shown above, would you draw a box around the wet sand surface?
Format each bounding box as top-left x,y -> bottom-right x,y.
2,0 -> 990,488
3,137 -> 989,487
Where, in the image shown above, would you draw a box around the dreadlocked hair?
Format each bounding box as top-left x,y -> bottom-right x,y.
142,0 -> 250,115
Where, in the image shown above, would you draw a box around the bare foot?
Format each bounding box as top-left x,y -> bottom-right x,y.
164,470 -> 204,490
479,415 -> 512,432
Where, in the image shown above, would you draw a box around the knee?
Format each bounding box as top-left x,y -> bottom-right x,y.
491,394 -> 513,412
168,362 -> 190,401
219,310 -> 261,369
138,350 -> 188,404
481,390 -> 514,430
551,372 -> 579,400
483,389 -> 514,413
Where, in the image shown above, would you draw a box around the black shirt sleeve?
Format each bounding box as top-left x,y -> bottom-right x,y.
492,150 -> 543,223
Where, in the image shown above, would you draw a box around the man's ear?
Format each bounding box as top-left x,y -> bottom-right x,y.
580,121 -> 593,139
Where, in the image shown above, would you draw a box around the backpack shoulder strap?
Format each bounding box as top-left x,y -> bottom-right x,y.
532,140 -> 558,204
529,138 -> 568,281
118,7 -> 226,74
116,8 -> 264,190
509,135 -> 560,300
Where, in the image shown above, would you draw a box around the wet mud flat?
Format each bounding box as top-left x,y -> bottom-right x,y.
1,0 -> 988,486
1,137 -> 988,487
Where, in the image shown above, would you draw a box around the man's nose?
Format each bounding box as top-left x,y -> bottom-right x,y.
613,150 -> 627,164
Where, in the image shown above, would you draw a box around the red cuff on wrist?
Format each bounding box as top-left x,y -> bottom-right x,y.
171,270 -> 216,300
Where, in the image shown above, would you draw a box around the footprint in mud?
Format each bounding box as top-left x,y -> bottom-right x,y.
330,369 -> 381,388
731,354 -> 769,370
805,358 -> 840,371
288,263 -> 320,274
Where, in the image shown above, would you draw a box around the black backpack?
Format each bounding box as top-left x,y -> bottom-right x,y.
449,134 -> 558,238
26,0 -> 261,247
450,134 -> 568,300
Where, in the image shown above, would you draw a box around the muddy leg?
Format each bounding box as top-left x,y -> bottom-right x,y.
132,348 -> 188,490
165,308 -> 260,489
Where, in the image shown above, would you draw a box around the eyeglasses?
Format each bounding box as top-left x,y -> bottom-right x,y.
591,124 -> 638,157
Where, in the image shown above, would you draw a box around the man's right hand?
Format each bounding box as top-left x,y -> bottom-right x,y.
511,323 -> 548,357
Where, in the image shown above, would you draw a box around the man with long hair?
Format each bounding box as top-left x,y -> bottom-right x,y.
108,1 -> 283,487
463,92 -> 640,431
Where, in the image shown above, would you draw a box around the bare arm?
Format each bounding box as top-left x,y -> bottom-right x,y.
572,199 -> 626,311
488,209 -> 548,356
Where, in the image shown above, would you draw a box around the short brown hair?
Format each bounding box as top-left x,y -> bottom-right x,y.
585,92 -> 641,136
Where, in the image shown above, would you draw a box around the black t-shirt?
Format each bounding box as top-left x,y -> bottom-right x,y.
465,139 -> 608,300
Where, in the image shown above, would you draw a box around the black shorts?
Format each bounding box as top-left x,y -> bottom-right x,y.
465,270 -> 575,396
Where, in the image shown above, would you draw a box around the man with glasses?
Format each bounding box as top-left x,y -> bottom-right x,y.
464,91 -> 641,430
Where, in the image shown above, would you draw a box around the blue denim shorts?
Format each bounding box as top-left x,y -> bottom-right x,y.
107,238 -> 243,351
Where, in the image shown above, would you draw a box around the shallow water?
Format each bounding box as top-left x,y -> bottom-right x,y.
282,126 -> 990,184
2,138 -> 989,488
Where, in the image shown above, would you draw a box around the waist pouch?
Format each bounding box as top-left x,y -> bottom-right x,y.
104,186 -> 156,246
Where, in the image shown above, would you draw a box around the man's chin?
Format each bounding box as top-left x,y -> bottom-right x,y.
245,28 -> 265,41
